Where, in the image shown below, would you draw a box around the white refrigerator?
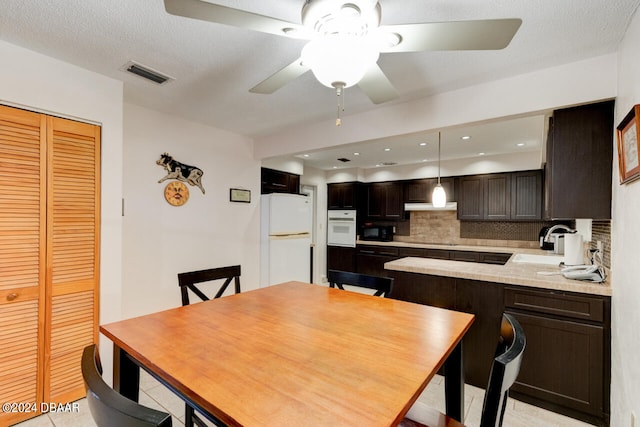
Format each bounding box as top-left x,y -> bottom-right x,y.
260,193 -> 312,287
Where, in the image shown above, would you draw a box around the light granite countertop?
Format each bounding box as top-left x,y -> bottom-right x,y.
359,240 -> 612,296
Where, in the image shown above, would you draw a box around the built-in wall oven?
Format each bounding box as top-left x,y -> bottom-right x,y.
327,210 -> 357,248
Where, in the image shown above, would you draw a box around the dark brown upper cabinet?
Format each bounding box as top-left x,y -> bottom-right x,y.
327,182 -> 360,209
404,177 -> 456,203
365,182 -> 403,219
261,167 -> 300,195
457,175 -> 485,220
484,173 -> 511,220
458,170 -> 542,221
511,170 -> 543,220
545,100 -> 614,219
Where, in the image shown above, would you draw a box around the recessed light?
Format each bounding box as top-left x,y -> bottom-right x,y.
353,152 -> 360,156
384,148 -> 391,152
422,159 -> 428,162
478,152 -> 486,156
419,142 -> 427,146
332,166 -> 338,169
303,154 -> 310,157
461,136 -> 472,140
516,143 -> 525,147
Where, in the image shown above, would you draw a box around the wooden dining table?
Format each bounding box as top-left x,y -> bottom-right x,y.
100,282 -> 474,427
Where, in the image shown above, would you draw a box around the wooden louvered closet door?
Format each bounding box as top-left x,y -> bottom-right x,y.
0,106 -> 46,427
0,105 -> 100,426
44,116 -> 100,404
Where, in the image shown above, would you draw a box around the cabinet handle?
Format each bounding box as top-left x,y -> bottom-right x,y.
271,183 -> 287,187
359,250 -> 375,254
380,252 -> 397,256
6,293 -> 18,302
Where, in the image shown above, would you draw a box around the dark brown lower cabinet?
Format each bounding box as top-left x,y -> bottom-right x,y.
355,245 -> 400,277
326,246 -> 356,273
387,272 -> 610,426
455,280 -> 504,387
387,272 -> 504,387
505,287 -> 610,426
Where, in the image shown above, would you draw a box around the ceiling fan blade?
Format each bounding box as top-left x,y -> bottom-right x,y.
377,18 -> 522,53
250,58 -> 310,94
357,64 -> 398,104
164,0 -> 309,39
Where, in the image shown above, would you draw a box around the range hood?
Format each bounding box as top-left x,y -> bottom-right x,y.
404,202 -> 458,211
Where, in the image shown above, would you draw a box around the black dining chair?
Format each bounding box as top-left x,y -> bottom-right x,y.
327,269 -> 394,297
178,265 -> 241,306
399,313 -> 526,427
178,265 -> 241,427
81,344 -> 172,427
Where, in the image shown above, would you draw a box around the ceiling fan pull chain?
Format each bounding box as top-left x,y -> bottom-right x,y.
335,83 -> 345,126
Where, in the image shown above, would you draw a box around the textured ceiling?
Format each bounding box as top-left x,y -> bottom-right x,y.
0,0 -> 638,166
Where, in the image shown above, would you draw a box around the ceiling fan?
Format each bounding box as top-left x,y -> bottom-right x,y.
164,0 -> 521,108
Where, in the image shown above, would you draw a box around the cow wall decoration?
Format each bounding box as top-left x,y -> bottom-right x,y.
156,153 -> 205,194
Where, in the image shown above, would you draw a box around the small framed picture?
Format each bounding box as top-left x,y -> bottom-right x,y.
230,188 -> 251,203
617,104 -> 640,184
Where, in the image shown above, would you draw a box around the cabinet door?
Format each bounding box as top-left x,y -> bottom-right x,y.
387,271 -> 456,309
261,168 -> 299,194
511,170 -> 542,220
366,184 -> 385,218
404,179 -> 432,203
45,117 -> 101,403
366,182 -> 403,219
548,101 -> 614,219
328,183 -> 356,209
457,176 -> 484,220
327,246 -> 356,273
384,182 -> 403,218
455,279 -> 504,388
508,311 -> 604,418
484,173 -> 510,220
355,246 -> 399,277
405,178 -> 456,204
0,106 -> 46,426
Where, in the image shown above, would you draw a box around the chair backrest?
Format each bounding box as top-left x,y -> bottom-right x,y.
327,270 -> 394,297
479,313 -> 526,427
81,345 -> 172,427
178,265 -> 241,306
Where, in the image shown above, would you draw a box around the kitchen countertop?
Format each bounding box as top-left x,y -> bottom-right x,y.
360,240 -> 612,296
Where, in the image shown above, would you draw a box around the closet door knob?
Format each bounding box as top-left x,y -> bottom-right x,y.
6,293 -> 18,301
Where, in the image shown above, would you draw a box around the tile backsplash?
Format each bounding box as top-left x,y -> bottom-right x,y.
394,212 -> 612,268
396,211 -> 571,250
590,220 -> 611,268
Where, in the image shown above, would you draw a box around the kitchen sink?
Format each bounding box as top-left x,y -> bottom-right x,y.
511,253 -> 564,266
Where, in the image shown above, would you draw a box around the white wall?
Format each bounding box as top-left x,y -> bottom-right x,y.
0,39 -> 124,379
122,104 -> 260,317
611,6 -> 640,425
255,54 -> 617,160
261,156 -> 304,175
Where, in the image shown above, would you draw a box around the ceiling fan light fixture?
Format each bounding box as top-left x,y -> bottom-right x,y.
301,34 -> 379,88
302,0 -> 381,36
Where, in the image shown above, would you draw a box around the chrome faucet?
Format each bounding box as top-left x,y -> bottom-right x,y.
543,224 -> 575,242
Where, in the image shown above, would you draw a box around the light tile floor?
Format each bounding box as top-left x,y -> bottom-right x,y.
14,373 -> 593,427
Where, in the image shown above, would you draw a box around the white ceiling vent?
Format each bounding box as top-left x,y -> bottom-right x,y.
121,61 -> 174,85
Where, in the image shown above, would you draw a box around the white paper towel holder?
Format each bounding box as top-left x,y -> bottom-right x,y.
564,233 -> 584,266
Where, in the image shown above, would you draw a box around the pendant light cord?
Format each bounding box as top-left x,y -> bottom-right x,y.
437,131 -> 441,184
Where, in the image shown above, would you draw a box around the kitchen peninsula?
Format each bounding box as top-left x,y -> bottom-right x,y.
381,242 -> 611,426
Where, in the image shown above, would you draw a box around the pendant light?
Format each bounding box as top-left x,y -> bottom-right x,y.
432,131 -> 447,208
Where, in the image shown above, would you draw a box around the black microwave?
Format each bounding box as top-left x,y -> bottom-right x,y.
361,225 -> 394,242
